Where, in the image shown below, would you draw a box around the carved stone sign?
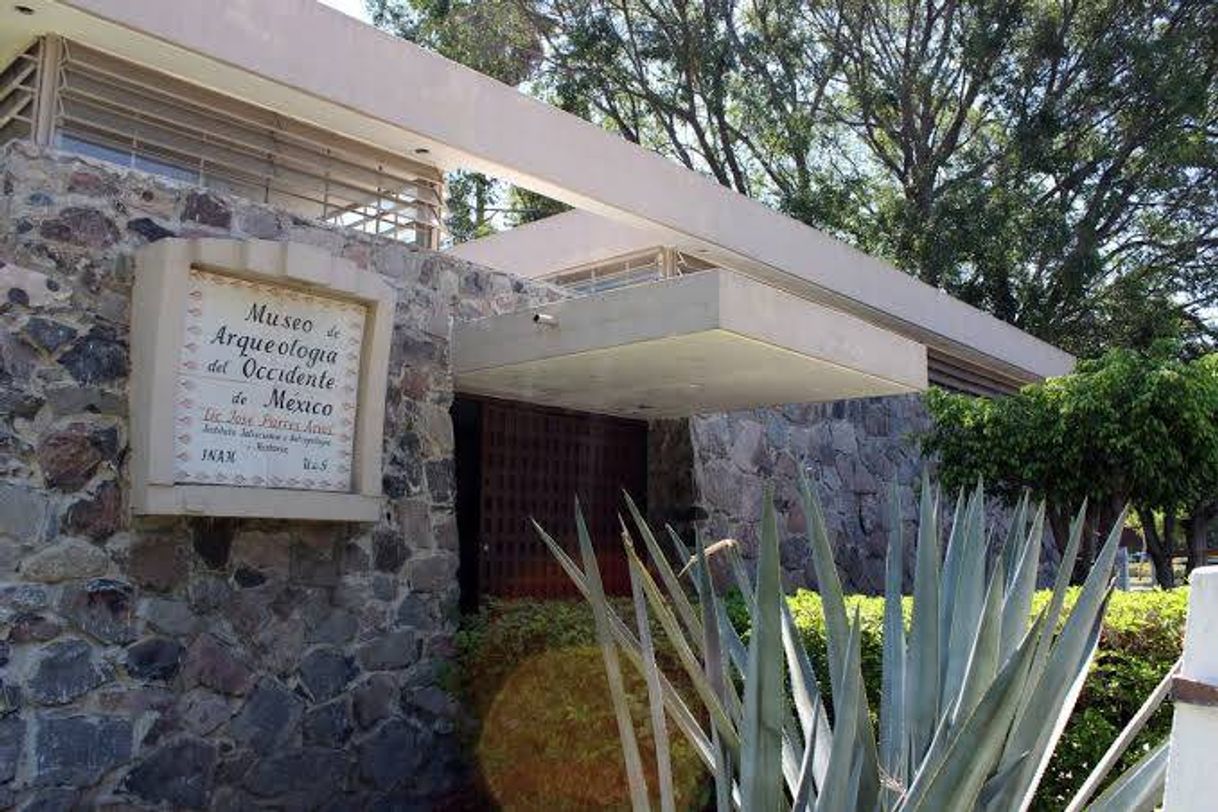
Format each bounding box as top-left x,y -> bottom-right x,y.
174,268 -> 366,491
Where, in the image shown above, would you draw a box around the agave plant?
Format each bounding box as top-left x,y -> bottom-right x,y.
533,474 -> 1172,811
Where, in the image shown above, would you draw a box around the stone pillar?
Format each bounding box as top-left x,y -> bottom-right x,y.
1163,566 -> 1218,809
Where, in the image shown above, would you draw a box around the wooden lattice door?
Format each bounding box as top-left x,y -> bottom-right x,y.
474,398 -> 647,598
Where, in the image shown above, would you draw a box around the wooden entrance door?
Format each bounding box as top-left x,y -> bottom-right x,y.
457,397 -> 647,600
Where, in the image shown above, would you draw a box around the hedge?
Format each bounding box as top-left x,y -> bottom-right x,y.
456,589 -> 1187,810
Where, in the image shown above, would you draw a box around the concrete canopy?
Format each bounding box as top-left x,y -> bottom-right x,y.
455,271 -> 927,418
2,0 -> 1073,410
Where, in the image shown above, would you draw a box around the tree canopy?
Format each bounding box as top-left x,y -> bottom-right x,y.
370,0 -> 1218,356
923,346 -> 1218,586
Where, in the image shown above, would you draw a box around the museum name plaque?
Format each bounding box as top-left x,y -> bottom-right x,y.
174,269 -> 367,492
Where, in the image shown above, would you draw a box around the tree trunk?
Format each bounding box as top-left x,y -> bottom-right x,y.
1139,507 -> 1176,589
1186,499 -> 1218,573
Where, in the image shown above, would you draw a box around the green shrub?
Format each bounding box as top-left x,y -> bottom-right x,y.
457,589 -> 1186,810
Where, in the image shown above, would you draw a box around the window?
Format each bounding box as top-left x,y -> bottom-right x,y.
2,37 -> 443,248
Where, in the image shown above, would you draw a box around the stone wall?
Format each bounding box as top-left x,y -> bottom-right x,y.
688,394 -> 1059,594
0,143 -> 560,809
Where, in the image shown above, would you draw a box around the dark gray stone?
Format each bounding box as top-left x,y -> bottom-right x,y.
0,483 -> 54,542
141,597 -> 199,637
60,577 -> 135,644
18,788 -> 79,811
303,698 -> 353,748
232,566 -> 266,587
230,679 -> 303,754
34,714 -> 131,787
405,555 -> 455,593
358,720 -> 424,790
356,631 -> 419,672
353,674 -> 397,729
126,637 -> 185,682
424,459 -> 454,504
0,583 -> 49,612
394,594 -> 433,628
58,332 -> 128,385
0,680 -> 17,718
372,528 -> 408,574
187,574 -> 233,614
305,609 -> 358,646
291,542 -> 339,587
177,689 -> 231,736
30,639 -> 111,705
181,634 -> 253,696
22,317 -> 77,354
123,737 -> 216,809
244,748 -> 347,798
125,217 -> 176,242
0,715 -> 23,782
300,648 -> 359,702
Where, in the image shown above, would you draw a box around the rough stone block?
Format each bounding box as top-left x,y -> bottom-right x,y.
359,719 -> 425,791
0,484 -> 54,543
230,679 -> 304,754
303,697 -> 353,748
0,715 -> 23,783
244,747 -> 348,799
181,635 -> 253,696
299,648 -> 359,702
123,737 -> 217,809
59,577 -> 136,645
405,554 -> 455,594
21,539 -> 109,583
34,714 -> 131,787
30,638 -> 112,705
126,637 -> 185,682
356,631 -> 419,672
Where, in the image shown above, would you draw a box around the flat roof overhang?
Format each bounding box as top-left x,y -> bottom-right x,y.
454,271 -> 928,419
1,0 -> 1073,388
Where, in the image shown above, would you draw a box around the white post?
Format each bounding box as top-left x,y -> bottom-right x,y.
1163,566 -> 1218,810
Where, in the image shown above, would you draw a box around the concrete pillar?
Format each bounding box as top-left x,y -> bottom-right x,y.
1163,566 -> 1218,810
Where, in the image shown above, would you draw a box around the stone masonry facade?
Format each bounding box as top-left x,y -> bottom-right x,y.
0,143 -> 562,809
687,396 -> 1060,594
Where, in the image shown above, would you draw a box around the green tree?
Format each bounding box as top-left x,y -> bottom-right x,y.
369,0 -> 568,243
924,346 -> 1218,587
369,0 -> 1218,353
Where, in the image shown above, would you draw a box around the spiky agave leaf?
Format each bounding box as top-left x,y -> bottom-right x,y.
624,493 -> 704,645
799,470 -> 882,812
1081,740 -> 1169,812
532,518 -> 717,768
693,529 -> 733,812
815,609 -> 866,812
574,501 -> 650,810
1066,660 -> 1178,812
740,490 -> 787,811
896,615 -> 1046,812
879,480 -> 907,806
623,538 -> 742,754
997,509 -> 1126,811
905,475 -> 940,770
625,533 -> 676,812
999,503 -> 1045,663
